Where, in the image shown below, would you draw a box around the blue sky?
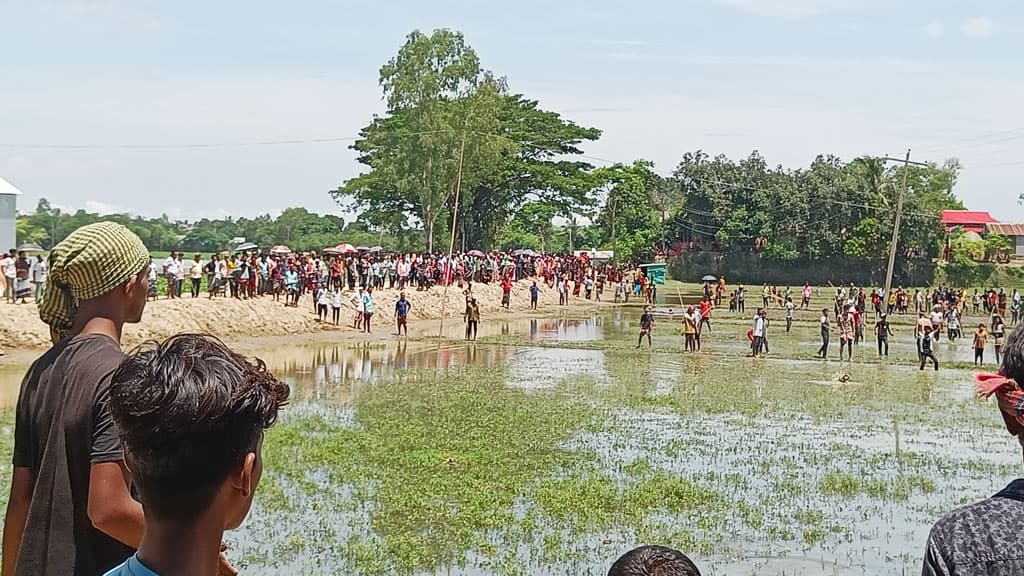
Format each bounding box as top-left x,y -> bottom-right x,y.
1,0 -> 1023,222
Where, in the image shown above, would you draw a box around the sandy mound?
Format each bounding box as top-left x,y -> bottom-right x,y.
0,279 -> 591,351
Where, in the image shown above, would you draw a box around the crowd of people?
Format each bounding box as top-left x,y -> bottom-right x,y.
146,248 -> 646,340
8,222 -> 1024,576
0,222 -> 700,576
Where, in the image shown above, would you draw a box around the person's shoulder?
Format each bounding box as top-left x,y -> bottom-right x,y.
927,494 -> 1024,556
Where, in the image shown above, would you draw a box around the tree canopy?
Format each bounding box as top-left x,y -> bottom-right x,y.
667,151 -> 963,263
14,199 -> 421,254
332,28 -> 601,253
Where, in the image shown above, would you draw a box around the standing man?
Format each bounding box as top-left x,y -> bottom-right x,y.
395,291 -> 411,336
916,312 -> 933,361
801,283 -> 812,310
929,305 -> 944,342
875,313 -> 893,357
751,308 -> 767,358
529,281 -> 539,310
189,253 -> 204,298
636,305 -> 654,349
784,297 -> 795,333
464,296 -> 480,341
162,252 -> 178,299
362,286 -> 375,333
501,276 -> 512,310
698,296 -> 713,335
30,254 -> 46,303
2,250 -> 15,303
817,309 -> 831,359
2,223 -> 151,576
839,308 -> 855,361
919,323 -> 939,371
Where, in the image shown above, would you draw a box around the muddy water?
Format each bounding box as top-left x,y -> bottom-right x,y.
0,311 -> 1006,575
221,310 -> 1017,576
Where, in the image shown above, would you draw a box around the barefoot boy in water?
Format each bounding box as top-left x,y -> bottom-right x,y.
636,306 -> 654,349
974,323 -> 988,366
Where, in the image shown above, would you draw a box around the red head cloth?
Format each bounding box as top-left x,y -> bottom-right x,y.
977,372 -> 1024,436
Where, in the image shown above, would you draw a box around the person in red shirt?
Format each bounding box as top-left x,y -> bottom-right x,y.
698,296 -> 713,334
501,277 -> 512,309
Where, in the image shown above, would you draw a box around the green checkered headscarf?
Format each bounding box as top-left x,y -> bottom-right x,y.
40,222 -> 151,343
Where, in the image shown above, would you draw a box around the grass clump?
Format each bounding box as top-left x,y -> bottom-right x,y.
261,365 -> 595,575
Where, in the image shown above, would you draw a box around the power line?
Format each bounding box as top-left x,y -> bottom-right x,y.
0,130 -> 457,150
915,127 -> 1024,154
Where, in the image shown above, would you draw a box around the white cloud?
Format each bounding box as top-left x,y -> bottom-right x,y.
711,0 -> 855,20
961,16 -> 997,39
924,21 -> 944,39
37,0 -> 161,29
83,200 -> 130,215
608,52 -> 814,68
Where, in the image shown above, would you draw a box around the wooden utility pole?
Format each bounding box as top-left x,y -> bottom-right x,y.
438,132 -> 468,339
881,150 -> 930,300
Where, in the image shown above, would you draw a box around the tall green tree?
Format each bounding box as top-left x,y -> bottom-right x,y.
334,28 -> 602,252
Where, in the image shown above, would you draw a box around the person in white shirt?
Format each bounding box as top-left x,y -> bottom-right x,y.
785,297 -> 795,333
351,287 -> 364,329
316,284 -> 330,323
331,288 -> 343,326
162,253 -> 180,299
2,250 -> 15,303
929,306 -> 945,342
189,253 -> 204,298
30,255 -> 47,302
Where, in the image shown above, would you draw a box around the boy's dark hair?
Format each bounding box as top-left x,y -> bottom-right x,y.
1002,323 -> 1024,382
110,334 -> 290,524
608,546 -> 701,576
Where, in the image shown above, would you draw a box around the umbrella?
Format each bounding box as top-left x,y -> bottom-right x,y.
235,242 -> 258,252
336,243 -> 357,254
701,274 -> 717,282
369,246 -> 384,253
511,249 -> 525,256
322,246 -> 343,255
467,249 -> 486,258
17,243 -> 44,253
270,245 -> 291,255
522,249 -> 538,257
355,245 -> 371,252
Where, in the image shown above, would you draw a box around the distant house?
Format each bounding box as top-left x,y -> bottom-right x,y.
941,210 -> 998,234
0,176 -> 21,252
986,223 -> 1024,258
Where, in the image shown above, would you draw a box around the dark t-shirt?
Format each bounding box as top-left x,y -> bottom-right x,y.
395,299 -> 411,318
640,313 -> 654,330
12,334 -> 133,576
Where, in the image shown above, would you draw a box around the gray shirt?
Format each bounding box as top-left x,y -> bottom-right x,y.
922,479 -> 1024,576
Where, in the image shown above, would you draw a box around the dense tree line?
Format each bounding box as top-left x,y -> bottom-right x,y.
18,28 -> 971,269
16,200 -> 421,254
333,29 -> 966,265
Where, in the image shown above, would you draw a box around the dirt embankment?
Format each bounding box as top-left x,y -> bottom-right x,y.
0,280 -> 594,352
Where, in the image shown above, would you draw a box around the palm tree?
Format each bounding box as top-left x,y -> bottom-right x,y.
852,156 -> 889,208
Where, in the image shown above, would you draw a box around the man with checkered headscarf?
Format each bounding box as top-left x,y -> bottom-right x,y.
2,222 -> 151,576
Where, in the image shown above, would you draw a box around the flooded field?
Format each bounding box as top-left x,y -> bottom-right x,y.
217,307 -> 1019,575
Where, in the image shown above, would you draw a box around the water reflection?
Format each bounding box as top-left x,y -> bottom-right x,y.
528,317 -> 606,342
259,342 -> 517,403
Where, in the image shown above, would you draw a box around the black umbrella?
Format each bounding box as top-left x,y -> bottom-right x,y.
701,274 -> 717,282
17,242 -> 44,253
369,246 -> 384,253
